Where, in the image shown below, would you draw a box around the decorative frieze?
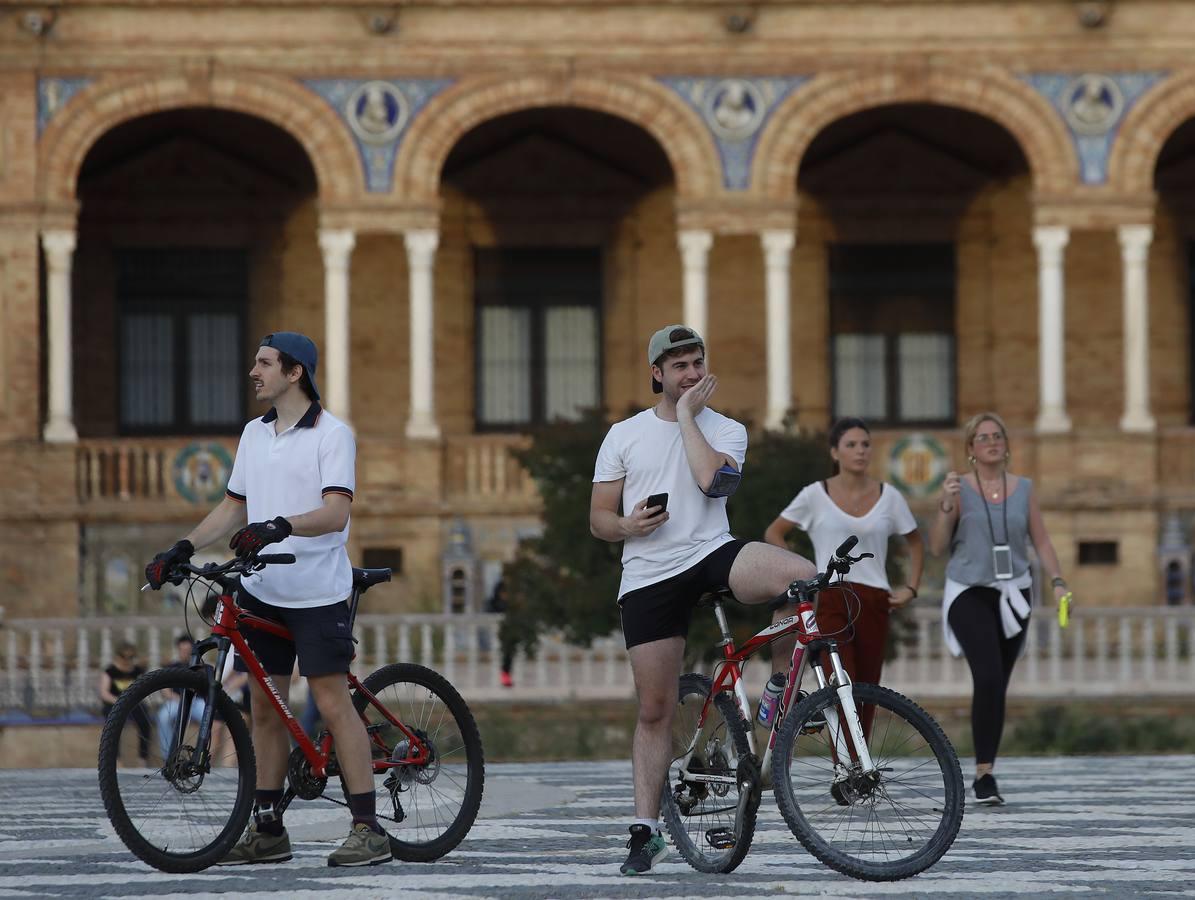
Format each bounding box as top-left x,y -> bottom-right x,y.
659,76 -> 808,190
304,78 -> 453,192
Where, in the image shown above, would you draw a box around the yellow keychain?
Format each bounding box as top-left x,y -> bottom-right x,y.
1057,591 -> 1073,629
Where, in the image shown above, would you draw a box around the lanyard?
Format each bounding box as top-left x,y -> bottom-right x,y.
977,472 -> 1009,545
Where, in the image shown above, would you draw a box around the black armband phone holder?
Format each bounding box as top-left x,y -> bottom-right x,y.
703,464 -> 742,499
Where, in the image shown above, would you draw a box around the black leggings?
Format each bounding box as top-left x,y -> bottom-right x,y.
948,586 -> 1028,766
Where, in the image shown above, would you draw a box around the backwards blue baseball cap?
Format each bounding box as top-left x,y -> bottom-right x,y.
260,332 -> 320,401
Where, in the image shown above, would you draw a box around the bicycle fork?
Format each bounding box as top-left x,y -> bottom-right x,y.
172,636 -> 230,773
808,645 -> 877,778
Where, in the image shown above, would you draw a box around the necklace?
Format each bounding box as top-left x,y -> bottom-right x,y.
979,476 -> 1003,500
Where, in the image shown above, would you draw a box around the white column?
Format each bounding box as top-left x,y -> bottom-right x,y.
318,228 -> 356,420
761,229 -> 795,431
1118,224 -> 1155,433
1033,225 -> 1071,434
42,229 -> 77,443
405,229 -> 440,440
677,229 -> 712,339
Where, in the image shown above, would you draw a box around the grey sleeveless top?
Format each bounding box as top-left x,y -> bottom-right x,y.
945,477 -> 1032,585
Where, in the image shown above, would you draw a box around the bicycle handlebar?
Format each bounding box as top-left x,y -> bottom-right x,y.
139,552 -> 296,592
767,534 -> 875,611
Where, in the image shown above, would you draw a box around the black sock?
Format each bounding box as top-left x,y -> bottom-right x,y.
348,790 -> 382,834
254,789 -> 285,836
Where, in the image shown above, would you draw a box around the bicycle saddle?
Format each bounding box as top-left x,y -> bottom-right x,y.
696,588 -> 736,608
352,567 -> 392,592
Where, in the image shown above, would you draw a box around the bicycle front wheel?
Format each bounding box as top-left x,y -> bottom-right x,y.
353,663 -> 485,862
97,668 -> 255,873
660,673 -> 758,874
772,682 -> 964,881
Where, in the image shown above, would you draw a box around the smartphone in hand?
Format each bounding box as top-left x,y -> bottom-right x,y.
645,492 -> 669,514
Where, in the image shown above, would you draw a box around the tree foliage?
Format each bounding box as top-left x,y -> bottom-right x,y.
498,410 -> 833,664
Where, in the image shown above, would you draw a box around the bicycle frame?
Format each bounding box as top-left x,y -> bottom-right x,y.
676,593 -> 877,789
174,586 -> 427,779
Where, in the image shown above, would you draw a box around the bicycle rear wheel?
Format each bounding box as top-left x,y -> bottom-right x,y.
772,682 -> 964,881
661,673 -> 759,874
352,663 -> 485,862
98,668 -> 255,873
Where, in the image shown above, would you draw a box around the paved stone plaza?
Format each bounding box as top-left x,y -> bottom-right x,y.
0,757 -> 1193,898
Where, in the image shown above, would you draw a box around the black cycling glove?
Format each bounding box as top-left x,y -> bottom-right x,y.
145,539 -> 195,590
229,517 -> 293,558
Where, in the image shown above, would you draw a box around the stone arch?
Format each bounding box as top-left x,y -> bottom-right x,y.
1107,73 -> 1192,195
39,71 -> 363,207
392,73 -> 722,204
751,67 -> 1078,198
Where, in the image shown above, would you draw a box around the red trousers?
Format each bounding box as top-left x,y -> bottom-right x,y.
814,581 -> 892,737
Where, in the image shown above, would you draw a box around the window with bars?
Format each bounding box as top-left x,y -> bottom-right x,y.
117,249 -> 247,434
830,244 -> 956,426
474,248 -> 602,429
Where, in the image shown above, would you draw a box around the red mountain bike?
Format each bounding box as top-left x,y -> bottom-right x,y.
98,553 -> 485,873
662,536 -> 964,880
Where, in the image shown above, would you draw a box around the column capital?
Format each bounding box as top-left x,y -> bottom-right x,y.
41,229 -> 76,262
405,229 -> 439,261
1032,225 -> 1070,258
760,229 -> 795,260
677,229 -> 712,258
318,228 -> 356,261
1117,223 -> 1154,261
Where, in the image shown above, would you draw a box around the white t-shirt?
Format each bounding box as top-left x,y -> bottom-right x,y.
225,403 -> 356,608
593,407 -> 748,599
778,481 -> 917,592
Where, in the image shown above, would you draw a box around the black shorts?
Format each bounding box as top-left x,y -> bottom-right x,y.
233,588 -> 354,678
619,539 -> 748,650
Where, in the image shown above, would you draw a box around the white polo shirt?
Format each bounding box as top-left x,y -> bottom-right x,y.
225,402 -> 355,608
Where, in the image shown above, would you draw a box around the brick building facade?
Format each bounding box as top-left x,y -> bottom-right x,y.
2,0 -> 1194,619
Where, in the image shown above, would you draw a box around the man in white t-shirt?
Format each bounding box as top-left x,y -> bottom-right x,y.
144,332 -> 391,869
590,324 -> 817,876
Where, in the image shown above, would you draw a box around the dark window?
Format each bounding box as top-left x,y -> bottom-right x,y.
117,248 -> 247,435
830,244 -> 955,425
362,547 -> 403,575
474,248 -> 602,429
1078,541 -> 1119,566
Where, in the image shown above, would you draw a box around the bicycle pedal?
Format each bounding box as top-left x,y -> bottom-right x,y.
705,828 -> 736,850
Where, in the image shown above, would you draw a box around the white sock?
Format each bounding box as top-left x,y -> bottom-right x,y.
634,818 -> 658,833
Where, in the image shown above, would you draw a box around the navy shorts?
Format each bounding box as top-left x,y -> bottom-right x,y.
619,539 -> 748,650
233,588 -> 354,678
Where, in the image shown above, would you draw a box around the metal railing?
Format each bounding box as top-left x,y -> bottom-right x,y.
3,605 -> 1193,717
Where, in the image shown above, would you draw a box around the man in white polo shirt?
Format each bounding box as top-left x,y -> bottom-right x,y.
144,331 -> 391,868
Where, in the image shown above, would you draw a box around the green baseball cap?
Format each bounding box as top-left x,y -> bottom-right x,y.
648,325 -> 704,394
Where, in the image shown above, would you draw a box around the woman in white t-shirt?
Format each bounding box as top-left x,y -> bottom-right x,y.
764,418 -> 923,734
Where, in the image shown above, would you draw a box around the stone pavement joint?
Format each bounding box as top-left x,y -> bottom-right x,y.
1,757 -> 1193,898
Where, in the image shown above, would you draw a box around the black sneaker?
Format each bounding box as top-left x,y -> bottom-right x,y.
973,773 -> 1004,806
619,824 -> 668,875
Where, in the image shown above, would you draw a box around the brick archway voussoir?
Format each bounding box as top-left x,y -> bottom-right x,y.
750,69 -> 1077,200
392,74 -> 721,204
39,72 -> 362,208
1108,76 -> 1195,196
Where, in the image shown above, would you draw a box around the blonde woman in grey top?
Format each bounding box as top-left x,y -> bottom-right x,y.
928,412 -> 1071,807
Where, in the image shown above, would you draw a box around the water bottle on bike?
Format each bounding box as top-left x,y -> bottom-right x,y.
757,672 -> 786,725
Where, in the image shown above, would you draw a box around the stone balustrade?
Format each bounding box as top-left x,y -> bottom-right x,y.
3,604 -> 1192,718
